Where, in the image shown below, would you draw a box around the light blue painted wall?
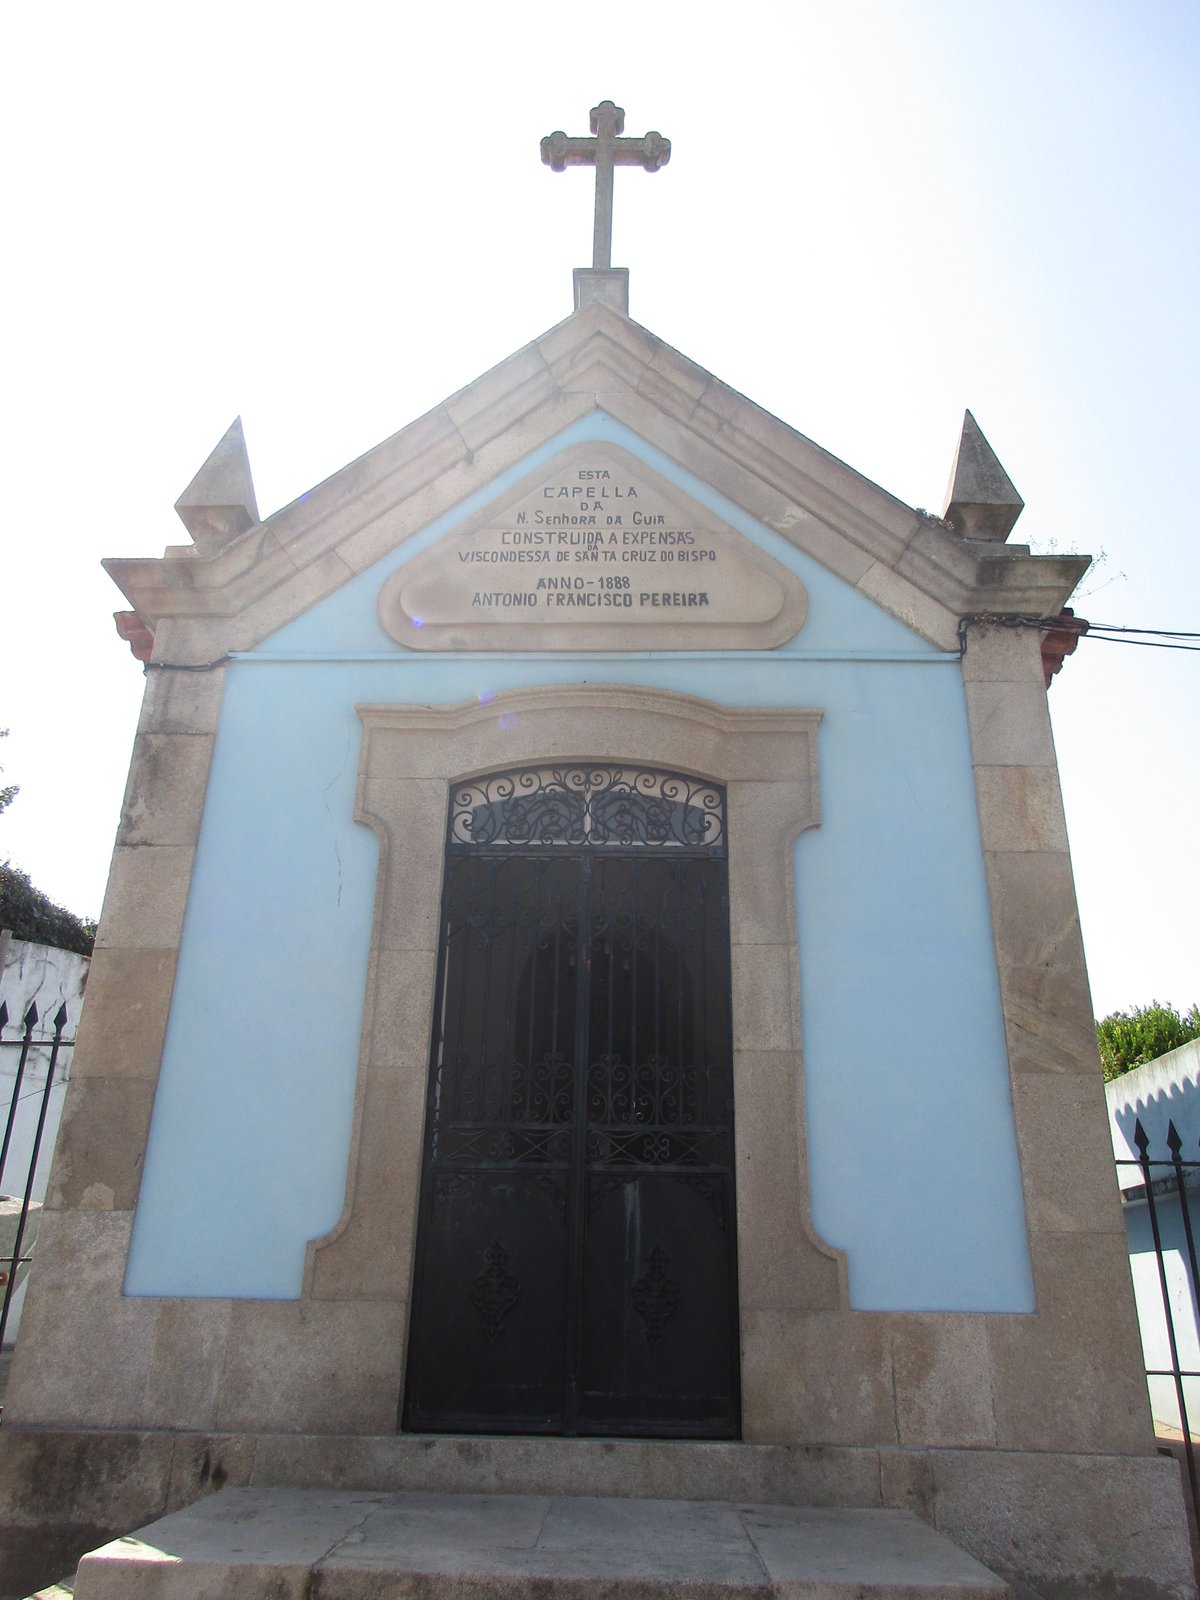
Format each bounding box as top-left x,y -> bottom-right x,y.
125,412 -> 1034,1312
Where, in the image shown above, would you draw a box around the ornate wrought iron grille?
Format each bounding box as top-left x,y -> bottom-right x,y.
404,763 -> 739,1440
448,765 -> 726,854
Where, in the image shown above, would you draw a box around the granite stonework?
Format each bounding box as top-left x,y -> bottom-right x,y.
308,688 -> 838,1429
1,304 -> 1189,1600
70,1489 -> 1013,1600
92,308 -> 1089,665
0,1435 -> 1191,1600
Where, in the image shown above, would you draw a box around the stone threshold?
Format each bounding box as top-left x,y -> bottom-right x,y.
72,1488 -> 1013,1600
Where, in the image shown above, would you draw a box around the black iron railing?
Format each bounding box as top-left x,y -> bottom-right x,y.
1116,1118 -> 1200,1517
0,1000 -> 71,1349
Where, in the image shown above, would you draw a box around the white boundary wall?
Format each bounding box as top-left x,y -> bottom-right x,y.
1109,1038 -> 1200,1429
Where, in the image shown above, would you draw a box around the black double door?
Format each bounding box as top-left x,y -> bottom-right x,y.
403,835 -> 739,1437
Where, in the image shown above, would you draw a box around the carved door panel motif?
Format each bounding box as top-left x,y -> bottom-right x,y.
402,767 -> 739,1438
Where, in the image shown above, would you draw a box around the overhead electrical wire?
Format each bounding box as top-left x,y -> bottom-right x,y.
1079,624 -> 1200,652
959,615 -> 1200,655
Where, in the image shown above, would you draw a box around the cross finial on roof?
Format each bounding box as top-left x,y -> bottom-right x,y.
541,101 -> 671,272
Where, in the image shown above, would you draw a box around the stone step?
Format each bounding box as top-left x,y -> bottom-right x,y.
186,1432 -> 924,1506
71,1488 -> 1013,1600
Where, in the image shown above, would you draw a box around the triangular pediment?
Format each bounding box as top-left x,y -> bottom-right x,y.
104,304 -> 1089,662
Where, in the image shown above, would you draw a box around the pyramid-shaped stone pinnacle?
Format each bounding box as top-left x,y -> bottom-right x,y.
174,417 -> 259,557
941,410 -> 1024,542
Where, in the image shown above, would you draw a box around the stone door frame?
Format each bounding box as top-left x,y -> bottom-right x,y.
305,684 -> 846,1437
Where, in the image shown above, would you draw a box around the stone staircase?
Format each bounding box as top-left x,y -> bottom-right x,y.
71,1488 -> 1013,1600
20,1431 -> 1189,1600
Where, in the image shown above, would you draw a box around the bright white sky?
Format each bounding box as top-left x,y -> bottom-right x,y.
1,0 -> 1196,1020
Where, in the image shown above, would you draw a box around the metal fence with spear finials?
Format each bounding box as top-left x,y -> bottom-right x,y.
0,1000 -> 71,1349
1116,1118 -> 1200,1519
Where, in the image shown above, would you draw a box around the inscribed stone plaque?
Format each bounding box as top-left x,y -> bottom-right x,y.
378,444 -> 807,651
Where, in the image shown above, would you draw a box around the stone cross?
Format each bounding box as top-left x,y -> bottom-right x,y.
541,102 -> 671,270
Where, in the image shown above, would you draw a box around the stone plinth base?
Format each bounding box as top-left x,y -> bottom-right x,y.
0,1431 -> 1192,1600
573,266 -> 629,313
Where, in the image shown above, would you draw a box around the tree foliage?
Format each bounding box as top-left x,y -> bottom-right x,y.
0,863 -> 96,957
0,728 -> 16,816
1097,1001 -> 1200,1083
0,728 -> 95,956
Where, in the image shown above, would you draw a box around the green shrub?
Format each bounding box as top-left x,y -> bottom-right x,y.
1097,1001 -> 1200,1082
